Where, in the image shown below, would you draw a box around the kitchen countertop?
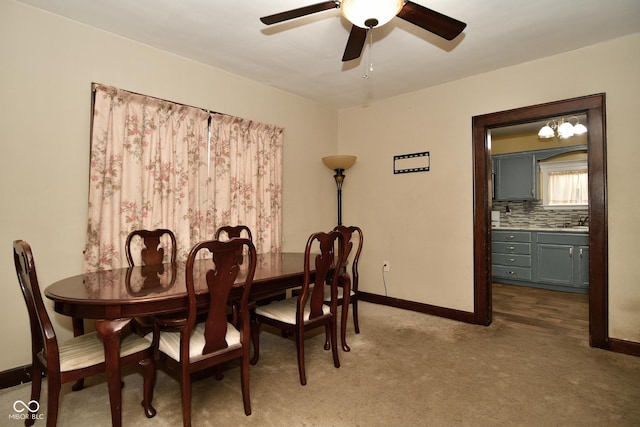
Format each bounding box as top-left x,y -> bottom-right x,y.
494,226 -> 589,233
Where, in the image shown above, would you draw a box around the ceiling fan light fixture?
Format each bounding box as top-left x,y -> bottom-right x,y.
341,0 -> 404,28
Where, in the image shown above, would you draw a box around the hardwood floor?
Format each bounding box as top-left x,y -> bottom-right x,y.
492,282 -> 589,341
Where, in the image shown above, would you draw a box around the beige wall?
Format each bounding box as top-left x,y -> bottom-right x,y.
0,1 -> 338,371
338,34 -> 640,342
1,0 -> 638,372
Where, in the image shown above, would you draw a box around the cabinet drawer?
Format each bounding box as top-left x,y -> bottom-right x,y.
492,253 -> 531,268
492,265 -> 532,281
493,231 -> 531,243
492,242 -> 531,255
536,232 -> 589,246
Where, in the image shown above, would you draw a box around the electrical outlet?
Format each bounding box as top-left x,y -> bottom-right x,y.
383,260 -> 390,272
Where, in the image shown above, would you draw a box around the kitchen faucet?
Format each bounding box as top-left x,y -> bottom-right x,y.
578,216 -> 589,226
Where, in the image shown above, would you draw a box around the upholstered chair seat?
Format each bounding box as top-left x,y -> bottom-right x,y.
59,331 -> 152,372
254,298 -> 331,325
145,322 -> 240,362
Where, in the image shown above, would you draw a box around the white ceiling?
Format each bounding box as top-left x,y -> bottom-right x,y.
17,0 -> 640,110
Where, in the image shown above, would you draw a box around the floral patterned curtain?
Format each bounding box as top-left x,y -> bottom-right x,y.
209,114 -> 283,253
84,84 -> 283,272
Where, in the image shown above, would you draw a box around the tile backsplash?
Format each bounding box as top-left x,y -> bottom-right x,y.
492,200 -> 588,228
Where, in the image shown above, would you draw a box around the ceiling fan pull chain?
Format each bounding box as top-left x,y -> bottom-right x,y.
368,28 -> 374,72
362,28 -> 374,79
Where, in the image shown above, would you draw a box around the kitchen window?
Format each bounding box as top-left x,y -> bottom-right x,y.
539,159 -> 588,209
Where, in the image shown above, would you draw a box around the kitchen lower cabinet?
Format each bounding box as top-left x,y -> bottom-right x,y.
578,246 -> 590,287
492,230 -> 532,282
536,232 -> 589,292
492,229 -> 589,293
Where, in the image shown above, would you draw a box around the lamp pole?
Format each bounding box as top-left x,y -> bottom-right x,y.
333,168 -> 346,226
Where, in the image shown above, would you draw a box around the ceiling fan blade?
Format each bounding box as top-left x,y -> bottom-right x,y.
397,1 -> 466,41
260,1 -> 338,25
342,25 -> 367,61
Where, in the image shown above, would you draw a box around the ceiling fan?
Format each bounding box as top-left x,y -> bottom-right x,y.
260,0 -> 467,62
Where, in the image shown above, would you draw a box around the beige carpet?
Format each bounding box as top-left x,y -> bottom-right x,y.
2,301 -> 640,426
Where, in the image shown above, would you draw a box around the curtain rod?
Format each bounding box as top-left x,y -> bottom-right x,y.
91,82 -> 221,116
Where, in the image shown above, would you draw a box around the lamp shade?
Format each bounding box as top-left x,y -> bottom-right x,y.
558,120 -> 574,139
538,124 -> 555,139
341,0 -> 403,28
573,122 -> 588,135
322,155 -> 357,171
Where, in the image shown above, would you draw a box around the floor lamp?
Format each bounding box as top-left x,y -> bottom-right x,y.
322,155 -> 357,226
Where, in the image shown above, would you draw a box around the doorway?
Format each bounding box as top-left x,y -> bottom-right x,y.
471,94 -> 608,349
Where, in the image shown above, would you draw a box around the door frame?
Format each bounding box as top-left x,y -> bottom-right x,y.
472,93 -> 608,348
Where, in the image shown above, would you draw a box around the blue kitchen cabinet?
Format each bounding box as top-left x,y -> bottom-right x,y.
493,152 -> 537,201
492,229 -> 589,293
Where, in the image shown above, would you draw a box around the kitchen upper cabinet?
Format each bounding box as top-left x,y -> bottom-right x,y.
493,152 -> 537,201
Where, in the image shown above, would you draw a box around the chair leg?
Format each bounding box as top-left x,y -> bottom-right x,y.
46,375 -> 61,427
295,328 -> 307,386
249,320 -> 260,365
26,363 -> 42,427
139,357 -> 157,418
340,298 -> 351,352
180,368 -> 192,427
329,320 -> 340,369
352,298 -> 360,334
214,365 -> 224,381
240,352 -> 251,416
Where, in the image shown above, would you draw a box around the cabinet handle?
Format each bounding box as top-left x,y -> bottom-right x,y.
507,270 -> 516,275
507,246 -> 515,250
569,247 -> 573,257
507,235 -> 515,240
580,248 -> 583,257
508,258 -> 515,263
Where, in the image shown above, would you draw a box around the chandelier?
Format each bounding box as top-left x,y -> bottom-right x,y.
538,117 -> 588,140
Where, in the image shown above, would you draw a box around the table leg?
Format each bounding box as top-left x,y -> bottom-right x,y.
95,318 -> 131,427
71,317 -> 86,391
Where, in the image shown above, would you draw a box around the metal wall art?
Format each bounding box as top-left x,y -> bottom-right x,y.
393,151 -> 430,174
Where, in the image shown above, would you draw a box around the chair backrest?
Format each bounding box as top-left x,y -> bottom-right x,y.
333,225 -> 363,291
184,238 -> 257,356
125,229 -> 177,266
13,240 -> 59,367
214,225 -> 253,242
299,230 -> 346,321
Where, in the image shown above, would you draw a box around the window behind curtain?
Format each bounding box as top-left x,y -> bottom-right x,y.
540,160 -> 588,209
84,84 -> 283,272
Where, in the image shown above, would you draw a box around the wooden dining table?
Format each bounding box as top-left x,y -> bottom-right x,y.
44,252 -> 349,427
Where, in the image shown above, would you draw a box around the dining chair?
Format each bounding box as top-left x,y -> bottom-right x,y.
145,237 -> 257,427
13,240 -> 156,427
214,225 -> 253,242
214,225 -> 254,325
123,229 -> 179,335
324,225 -> 363,352
125,228 -> 178,267
250,230 -> 345,386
